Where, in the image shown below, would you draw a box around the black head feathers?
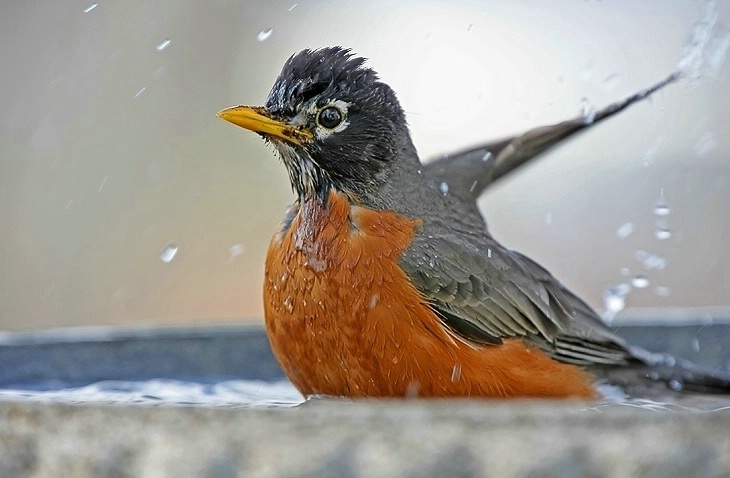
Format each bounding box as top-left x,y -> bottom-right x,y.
266,47 -> 381,117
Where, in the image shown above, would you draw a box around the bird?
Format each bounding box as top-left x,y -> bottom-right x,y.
218,47 -> 729,399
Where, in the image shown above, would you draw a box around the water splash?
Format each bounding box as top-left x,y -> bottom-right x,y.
655,228 -> 672,240
675,1 -> 729,83
229,243 -> 246,258
257,28 -> 273,42
654,201 -> 671,217
631,274 -> 650,289
616,222 -> 634,239
579,97 -> 596,125
602,284 -> 630,323
695,132 -> 717,156
155,38 -> 171,51
635,250 -> 667,271
160,243 -> 179,263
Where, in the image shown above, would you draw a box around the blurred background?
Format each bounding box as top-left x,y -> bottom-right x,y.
0,0 -> 728,332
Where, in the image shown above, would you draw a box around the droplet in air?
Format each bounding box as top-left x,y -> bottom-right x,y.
134,87 -> 146,98
616,222 -> 634,239
691,337 -> 701,352
655,228 -> 672,240
631,274 -> 649,288
467,24 -> 473,33
602,73 -> 619,90
156,38 -> 171,51
257,28 -> 273,42
469,181 -> 478,193
545,212 -> 552,225
634,249 -> 668,268
439,182 -> 449,195
695,132 -> 717,156
160,243 -> 178,263
668,379 -> 684,392
655,286 -> 671,297
83,3 -> 98,13
579,97 -> 596,124
602,284 -> 629,323
653,201 -> 670,216
288,3 -> 298,11
481,151 -> 492,162
229,243 -> 246,258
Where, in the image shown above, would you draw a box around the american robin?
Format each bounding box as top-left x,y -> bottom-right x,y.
219,47 -> 729,399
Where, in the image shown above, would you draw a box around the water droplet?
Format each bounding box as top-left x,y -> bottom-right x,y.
655,228 -> 672,240
156,38 -> 171,51
83,3 -> 98,13
641,254 -> 667,271
451,364 -> 462,382
631,274 -> 649,288
469,181 -> 478,193
229,243 -> 245,258
620,267 -> 631,276
481,151 -> 492,162
487,248 -> 492,259
579,97 -> 596,124
602,73 -> 619,90
653,201 -> 670,216
668,379 -> 683,392
64,199 -> 73,210
283,296 -> 294,313
160,243 -> 178,263
467,24 -> 473,33
691,337 -> 701,352
256,28 -> 273,42
367,293 -> 380,310
654,286 -> 671,297
288,3 -> 298,10
602,284 -> 629,322
695,132 -> 717,156
97,176 -> 108,193
134,87 -> 146,98
616,222 -> 634,239
545,212 -> 552,225
439,182 -> 449,195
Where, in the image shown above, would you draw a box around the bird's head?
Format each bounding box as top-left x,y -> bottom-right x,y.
218,47 -> 415,204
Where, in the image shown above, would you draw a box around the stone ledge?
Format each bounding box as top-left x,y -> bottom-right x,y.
1,399 -> 729,478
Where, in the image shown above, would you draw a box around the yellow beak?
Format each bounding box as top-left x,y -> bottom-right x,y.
217,105 -> 312,146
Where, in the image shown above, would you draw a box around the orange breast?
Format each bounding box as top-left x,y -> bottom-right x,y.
264,191 -> 597,399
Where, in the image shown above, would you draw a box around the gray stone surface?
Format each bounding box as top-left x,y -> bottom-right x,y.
2,399 -> 730,478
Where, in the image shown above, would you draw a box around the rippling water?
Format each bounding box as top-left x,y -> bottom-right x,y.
0,379 -> 304,408
2,379 -> 730,411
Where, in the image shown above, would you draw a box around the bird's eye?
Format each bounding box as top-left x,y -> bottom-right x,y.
317,106 -> 343,129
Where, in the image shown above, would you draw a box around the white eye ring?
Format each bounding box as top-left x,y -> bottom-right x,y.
310,100 -> 351,140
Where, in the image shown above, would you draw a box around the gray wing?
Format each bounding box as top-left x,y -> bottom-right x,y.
423,73 -> 679,202
400,228 -> 640,367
